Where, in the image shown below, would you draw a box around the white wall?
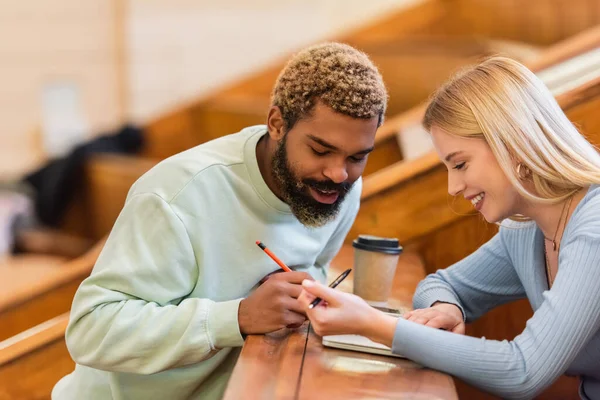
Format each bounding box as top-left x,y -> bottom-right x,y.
126,0 -> 410,123
0,0 -> 410,180
0,0 -> 122,181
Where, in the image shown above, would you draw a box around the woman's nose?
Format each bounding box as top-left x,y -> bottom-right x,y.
448,173 -> 466,196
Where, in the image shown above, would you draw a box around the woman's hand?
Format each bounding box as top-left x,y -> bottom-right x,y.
403,302 -> 465,334
298,280 -> 398,347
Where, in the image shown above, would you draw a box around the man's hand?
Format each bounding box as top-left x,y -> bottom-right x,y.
403,302 -> 465,334
238,271 -> 314,335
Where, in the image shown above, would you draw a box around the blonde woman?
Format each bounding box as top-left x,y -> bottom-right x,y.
298,57 -> 600,400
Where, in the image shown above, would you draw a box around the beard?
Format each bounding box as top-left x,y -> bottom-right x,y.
271,135 -> 353,227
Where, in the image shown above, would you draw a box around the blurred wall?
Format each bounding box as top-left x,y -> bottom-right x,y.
126,0 -> 411,123
0,0 -> 410,180
0,0 -> 123,181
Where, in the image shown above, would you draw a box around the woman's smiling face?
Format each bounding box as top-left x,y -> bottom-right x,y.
430,124 -> 523,223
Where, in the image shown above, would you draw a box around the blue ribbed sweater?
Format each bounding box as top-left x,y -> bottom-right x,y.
392,185 -> 600,400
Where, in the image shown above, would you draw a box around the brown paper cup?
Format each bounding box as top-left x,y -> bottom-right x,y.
352,235 -> 402,307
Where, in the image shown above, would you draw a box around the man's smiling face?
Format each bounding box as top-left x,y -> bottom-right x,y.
272,101 -> 378,227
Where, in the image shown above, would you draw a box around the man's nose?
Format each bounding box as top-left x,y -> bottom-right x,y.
323,161 -> 349,184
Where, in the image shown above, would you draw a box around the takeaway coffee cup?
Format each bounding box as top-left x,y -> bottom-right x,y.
352,235 -> 403,307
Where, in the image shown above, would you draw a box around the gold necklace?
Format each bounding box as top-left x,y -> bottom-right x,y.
543,195 -> 574,286
543,195 -> 573,251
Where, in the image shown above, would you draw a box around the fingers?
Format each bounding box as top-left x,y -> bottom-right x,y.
286,297 -> 308,316
280,279 -> 320,300
301,280 -> 341,306
452,323 -> 466,335
284,281 -> 303,299
262,272 -> 313,299
405,309 -> 425,323
273,271 -> 314,284
410,315 -> 431,326
406,308 -> 441,323
283,309 -> 307,327
405,308 -> 462,332
259,269 -> 285,284
424,316 -> 451,330
298,289 -> 317,307
406,309 -> 437,325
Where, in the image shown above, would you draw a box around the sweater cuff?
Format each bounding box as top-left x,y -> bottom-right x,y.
391,317 -> 412,355
207,298 -> 245,349
413,288 -> 466,322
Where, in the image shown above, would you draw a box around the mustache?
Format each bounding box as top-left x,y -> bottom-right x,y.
303,179 -> 352,195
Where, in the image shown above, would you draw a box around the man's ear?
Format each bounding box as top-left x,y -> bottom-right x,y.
267,106 -> 286,141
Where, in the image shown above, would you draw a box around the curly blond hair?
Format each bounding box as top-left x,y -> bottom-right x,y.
271,42 -> 387,130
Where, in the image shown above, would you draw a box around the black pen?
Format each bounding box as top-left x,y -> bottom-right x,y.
308,268 -> 352,309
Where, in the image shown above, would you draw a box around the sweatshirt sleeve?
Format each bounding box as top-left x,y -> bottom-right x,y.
65,192 -> 244,375
394,227 -> 600,399
413,231 -> 526,322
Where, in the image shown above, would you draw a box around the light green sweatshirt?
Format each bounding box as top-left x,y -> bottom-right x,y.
52,126 -> 361,400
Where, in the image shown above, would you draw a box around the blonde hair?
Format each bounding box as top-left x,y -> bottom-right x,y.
272,42 -> 388,130
423,56 -> 600,206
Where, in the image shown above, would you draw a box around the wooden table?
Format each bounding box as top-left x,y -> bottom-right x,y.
223,246 -> 458,400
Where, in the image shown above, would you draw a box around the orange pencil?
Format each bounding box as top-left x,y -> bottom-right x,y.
256,240 -> 292,272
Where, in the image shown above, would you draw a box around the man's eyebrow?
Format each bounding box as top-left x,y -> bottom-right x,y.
308,134 -> 374,155
308,135 -> 338,150
355,146 -> 375,155
444,151 -> 463,162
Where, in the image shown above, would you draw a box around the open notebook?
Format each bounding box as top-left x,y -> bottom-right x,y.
322,306 -> 407,358
322,334 -> 405,358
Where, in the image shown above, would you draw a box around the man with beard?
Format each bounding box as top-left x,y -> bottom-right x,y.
53,42 -> 388,400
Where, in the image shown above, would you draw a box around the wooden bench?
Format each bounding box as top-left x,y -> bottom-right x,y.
0,313 -> 72,399
371,24 -> 600,175
142,35 -> 539,167
0,241 -> 103,342
55,25 -> 600,243
140,0 -> 600,163
353,72 -> 600,244
140,23 -> 600,181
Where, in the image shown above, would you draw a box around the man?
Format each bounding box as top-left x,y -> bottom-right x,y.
53,42 -> 387,399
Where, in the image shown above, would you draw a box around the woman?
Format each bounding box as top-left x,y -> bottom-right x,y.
298,57 -> 600,400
